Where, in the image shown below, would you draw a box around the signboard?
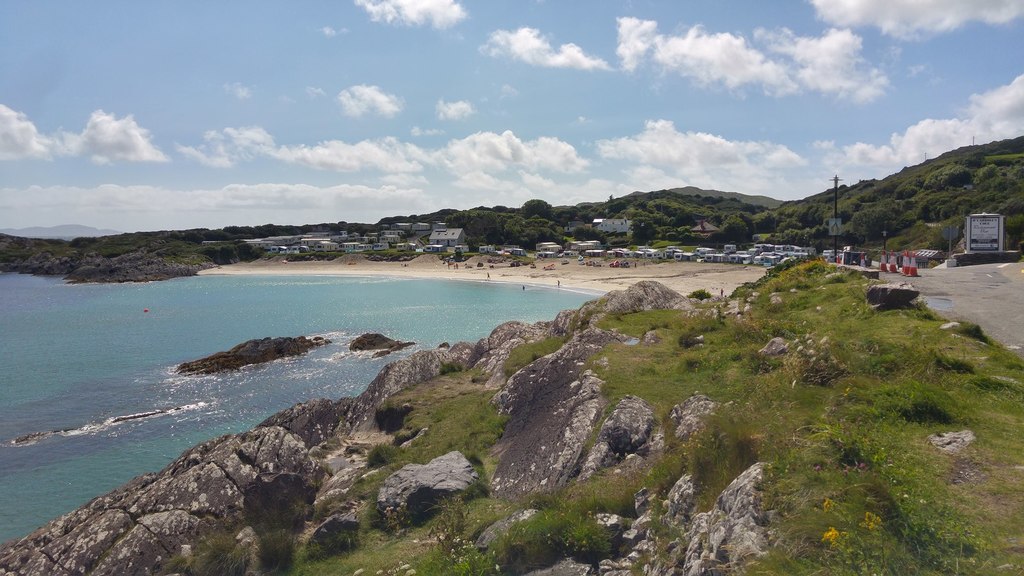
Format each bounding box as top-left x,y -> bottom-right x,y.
965,213 -> 1004,252
827,218 -> 842,236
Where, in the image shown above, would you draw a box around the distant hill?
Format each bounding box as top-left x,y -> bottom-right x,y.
769,135 -> 1024,251
0,225 -> 122,240
631,186 -> 783,209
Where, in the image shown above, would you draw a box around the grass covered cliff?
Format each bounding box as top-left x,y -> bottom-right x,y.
4,261 -> 1022,575
278,261 -> 1023,575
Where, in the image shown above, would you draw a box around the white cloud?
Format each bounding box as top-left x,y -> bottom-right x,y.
436,99 -> 475,121
306,86 -> 326,99
499,84 -> 519,98
616,18 -> 887,102
482,28 -> 611,71
827,74 -> 1024,169
757,28 -> 888,103
321,26 -> 339,37
223,82 -> 252,100
337,85 -> 404,118
61,110 -> 169,164
810,0 -> 1024,37
616,17 -> 658,73
439,130 -> 590,175
596,119 -> 807,195
0,183 -> 430,230
411,126 -> 445,137
178,125 -> 425,173
0,104 -> 52,160
354,0 -> 466,29
1,106 -> 167,164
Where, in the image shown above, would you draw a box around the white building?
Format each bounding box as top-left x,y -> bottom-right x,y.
593,218 -> 632,234
429,228 -> 466,247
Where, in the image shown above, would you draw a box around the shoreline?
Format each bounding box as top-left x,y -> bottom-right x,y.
198,254 -> 768,296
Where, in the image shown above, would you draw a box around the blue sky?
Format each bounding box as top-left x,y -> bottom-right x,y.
2,0 -> 1023,232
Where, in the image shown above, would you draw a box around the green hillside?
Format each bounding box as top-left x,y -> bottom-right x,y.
771,136 -> 1024,252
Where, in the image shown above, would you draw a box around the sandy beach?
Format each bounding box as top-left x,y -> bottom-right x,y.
199,254 -> 768,296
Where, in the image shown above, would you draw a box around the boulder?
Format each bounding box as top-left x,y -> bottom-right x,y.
866,282 -> 920,310
758,337 -> 788,357
349,333 -> 415,357
524,558 -> 595,576
0,425 -> 322,576
343,349 -> 452,433
662,474 -> 696,528
579,396 -> 656,480
308,511 -> 360,551
928,430 -> 975,454
470,320 -> 551,388
475,509 -> 538,551
669,395 -> 719,441
258,397 -> 351,447
682,462 -> 769,575
176,336 -> 330,375
600,281 -> 694,315
376,451 -> 479,519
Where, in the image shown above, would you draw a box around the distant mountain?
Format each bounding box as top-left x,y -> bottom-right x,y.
0,225 -> 122,240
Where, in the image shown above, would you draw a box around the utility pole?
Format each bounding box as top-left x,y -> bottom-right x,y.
832,175 -> 842,262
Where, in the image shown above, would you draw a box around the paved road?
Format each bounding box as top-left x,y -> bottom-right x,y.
901,261 -> 1024,358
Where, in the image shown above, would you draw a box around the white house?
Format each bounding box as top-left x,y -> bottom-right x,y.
478,245 -> 498,254
313,241 -> 339,252
413,223 -> 432,232
429,228 -> 466,247
593,218 -> 632,234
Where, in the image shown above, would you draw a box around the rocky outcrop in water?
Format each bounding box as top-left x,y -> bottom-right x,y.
176,336 -> 329,375
348,333 -> 415,357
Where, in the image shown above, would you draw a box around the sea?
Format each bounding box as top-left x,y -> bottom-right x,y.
0,272 -> 594,543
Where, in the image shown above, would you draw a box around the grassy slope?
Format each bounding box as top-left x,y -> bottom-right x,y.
260,261 -> 1022,575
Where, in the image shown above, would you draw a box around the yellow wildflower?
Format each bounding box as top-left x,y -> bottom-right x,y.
822,497 -> 835,513
860,511 -> 883,531
822,526 -> 841,547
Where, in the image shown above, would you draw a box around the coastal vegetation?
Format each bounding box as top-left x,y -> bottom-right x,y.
275,263 -> 1024,574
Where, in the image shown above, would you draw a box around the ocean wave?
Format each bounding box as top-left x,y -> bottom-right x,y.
8,402 -> 210,447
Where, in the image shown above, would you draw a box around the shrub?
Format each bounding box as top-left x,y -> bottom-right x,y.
257,529 -> 295,572
955,322 -> 991,344
367,444 -> 401,468
190,532 -> 250,576
688,288 -> 713,300
491,509 -> 610,573
440,362 -> 463,375
687,416 -> 760,508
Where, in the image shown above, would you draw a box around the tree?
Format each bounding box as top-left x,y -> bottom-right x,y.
521,199 -> 553,221
632,217 -> 656,245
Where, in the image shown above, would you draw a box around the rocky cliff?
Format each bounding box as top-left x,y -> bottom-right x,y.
0,249 -> 213,283
0,281 -> 771,576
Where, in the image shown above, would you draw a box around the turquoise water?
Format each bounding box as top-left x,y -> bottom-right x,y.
0,273 -> 593,542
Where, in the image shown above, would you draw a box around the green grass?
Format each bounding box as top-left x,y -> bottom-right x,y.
282,261 -> 1024,575
504,336 -> 566,376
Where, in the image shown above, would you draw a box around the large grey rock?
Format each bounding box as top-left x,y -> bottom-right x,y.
475,509 -> 538,551
758,337 -> 788,357
258,397 -> 350,447
176,336 -> 330,375
866,282 -> 920,310
928,430 -> 975,454
308,511 -> 360,550
682,462 -> 769,576
0,425 -> 321,576
662,474 -> 696,528
376,451 -> 479,519
344,349 -> 452,432
524,558 -> 595,575
600,281 -> 694,315
471,320 -> 551,388
669,395 -> 719,441
579,395 -> 656,480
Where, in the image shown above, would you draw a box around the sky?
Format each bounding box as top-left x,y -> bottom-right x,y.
2,0 -> 1023,232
